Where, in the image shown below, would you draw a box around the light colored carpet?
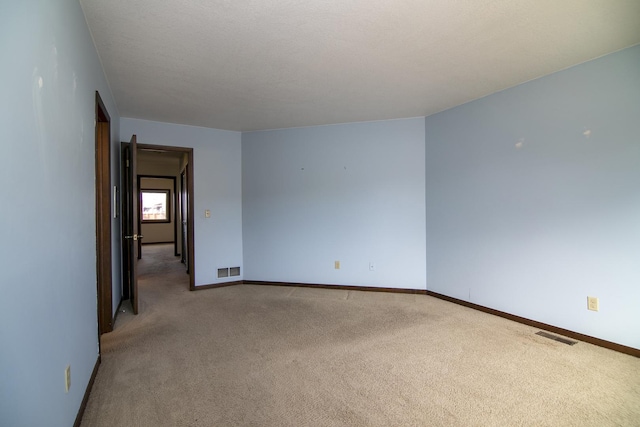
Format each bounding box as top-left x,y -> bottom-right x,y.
81,244 -> 640,426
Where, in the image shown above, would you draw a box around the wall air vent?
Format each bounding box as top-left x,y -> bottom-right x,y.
217,268 -> 229,278
230,267 -> 240,277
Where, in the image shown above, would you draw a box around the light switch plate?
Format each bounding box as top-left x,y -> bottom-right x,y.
65,365 -> 71,393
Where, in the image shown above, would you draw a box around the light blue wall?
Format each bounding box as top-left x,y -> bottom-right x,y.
0,1 -> 121,426
425,45 -> 640,349
120,118 -> 244,285
242,118 -> 426,289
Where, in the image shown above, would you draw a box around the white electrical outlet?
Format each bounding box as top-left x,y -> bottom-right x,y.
65,365 -> 71,393
587,296 -> 599,312
369,262 -> 375,271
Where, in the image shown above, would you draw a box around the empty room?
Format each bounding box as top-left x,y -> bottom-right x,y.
1,1 -> 639,426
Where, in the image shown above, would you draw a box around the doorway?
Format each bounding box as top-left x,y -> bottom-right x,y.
121,143 -> 195,307
137,175 -> 178,260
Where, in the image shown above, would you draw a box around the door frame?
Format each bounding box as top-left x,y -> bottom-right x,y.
95,91 -> 112,334
180,168 -> 188,267
135,143 -> 195,290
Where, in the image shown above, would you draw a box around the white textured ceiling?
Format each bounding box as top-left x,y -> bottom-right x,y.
80,0 -> 640,131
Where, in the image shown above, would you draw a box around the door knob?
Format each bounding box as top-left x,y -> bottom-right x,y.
125,234 -> 144,241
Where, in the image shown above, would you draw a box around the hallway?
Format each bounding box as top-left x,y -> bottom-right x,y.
138,244 -> 188,288
133,243 -> 189,308
100,243 -> 190,350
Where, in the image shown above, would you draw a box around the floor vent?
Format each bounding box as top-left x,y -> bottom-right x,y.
536,331 -> 578,346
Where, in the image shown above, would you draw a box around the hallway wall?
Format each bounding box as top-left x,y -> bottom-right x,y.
0,1 -> 121,425
121,118 -> 243,286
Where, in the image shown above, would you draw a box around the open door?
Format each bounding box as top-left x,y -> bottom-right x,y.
122,135 -> 141,314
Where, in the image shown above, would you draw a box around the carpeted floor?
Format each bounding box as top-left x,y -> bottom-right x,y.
81,244 -> 640,426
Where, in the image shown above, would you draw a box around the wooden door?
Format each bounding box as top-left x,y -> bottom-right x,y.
122,135 -> 140,314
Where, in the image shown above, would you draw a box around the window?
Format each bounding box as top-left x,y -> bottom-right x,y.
141,189 -> 170,223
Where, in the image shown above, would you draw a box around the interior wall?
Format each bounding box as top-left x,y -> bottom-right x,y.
137,153 -> 180,176
242,118 -> 426,289
425,45 -> 640,349
140,177 -> 175,243
0,1 -> 121,426
111,144 -> 122,317
120,118 -> 243,285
